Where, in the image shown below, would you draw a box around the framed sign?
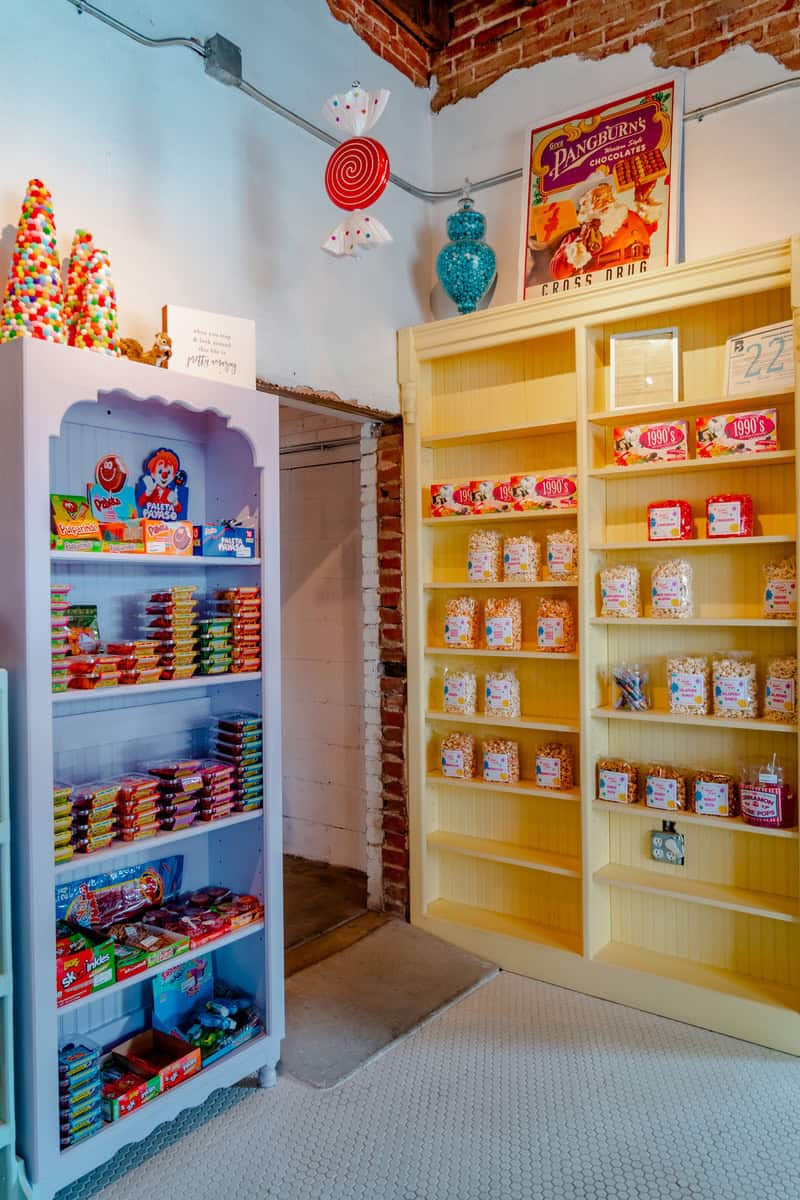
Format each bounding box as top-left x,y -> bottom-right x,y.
724,321 -> 795,397
610,328 -> 679,410
162,305 -> 256,389
520,79 -> 683,302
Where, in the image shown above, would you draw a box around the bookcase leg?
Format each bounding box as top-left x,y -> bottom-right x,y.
258,1063 -> 277,1089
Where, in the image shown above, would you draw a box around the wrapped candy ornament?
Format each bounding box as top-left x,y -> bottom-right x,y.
321,82 -> 393,257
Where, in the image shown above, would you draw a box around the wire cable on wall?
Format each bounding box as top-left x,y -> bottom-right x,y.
65,0 -> 800,202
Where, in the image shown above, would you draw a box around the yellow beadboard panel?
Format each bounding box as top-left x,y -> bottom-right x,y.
592,799 -> 799,839
590,534 -> 796,551
436,786 -> 581,863
606,817 -> 799,900
427,773 -> 581,803
593,708 -> 797,736
607,891 -> 800,993
594,941 -> 799,1012
588,288 -> 791,414
424,652 -> 580,725
587,389 -> 794,428
596,863 -> 799,922
603,723 -> 797,791
426,898 -> 582,955
433,853 -> 582,944
585,544 -> 796,619
427,710 -> 580,734
421,416 -> 576,449
424,433 -> 577,484
593,460 -> 795,545
423,332 -> 576,439
422,516 -> 577,582
427,831 -> 581,877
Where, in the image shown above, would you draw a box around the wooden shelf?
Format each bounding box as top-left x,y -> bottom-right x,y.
426,710 -> 579,734
54,809 -> 263,877
592,799 -> 799,839
428,830 -> 581,877
594,942 -> 800,1012
590,535 -> 796,551
592,706 -> 797,734
427,898 -> 581,954
587,390 -> 793,427
53,671 -> 262,706
594,863 -> 800,923
425,580 -> 578,590
423,509 -> 577,527
590,616 -> 796,628
421,417 -> 576,447
51,551 -> 261,567
58,921 -> 265,1014
589,449 -> 794,480
427,771 -> 580,802
427,646 -> 579,661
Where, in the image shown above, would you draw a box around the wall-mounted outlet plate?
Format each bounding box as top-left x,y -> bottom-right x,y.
650,829 -> 685,865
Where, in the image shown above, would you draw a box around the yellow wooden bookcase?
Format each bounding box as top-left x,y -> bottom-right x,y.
398,237 -> 800,1055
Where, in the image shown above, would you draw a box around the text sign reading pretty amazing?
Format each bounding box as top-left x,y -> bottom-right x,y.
162,304 -> 256,389
520,81 -> 682,301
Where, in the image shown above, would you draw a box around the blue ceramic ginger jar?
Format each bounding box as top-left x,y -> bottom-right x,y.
436,194 -> 496,315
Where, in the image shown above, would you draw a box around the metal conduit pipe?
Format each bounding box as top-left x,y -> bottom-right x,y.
65,0 -> 800,202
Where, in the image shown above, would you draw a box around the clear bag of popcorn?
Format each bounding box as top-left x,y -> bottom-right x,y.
444,596 -> 479,648
503,536 -> 540,582
485,669 -> 521,718
468,530 -> 502,582
600,564 -> 641,618
712,651 -> 757,719
482,738 -> 520,784
485,597 -> 522,651
536,597 -> 576,652
546,529 -> 578,580
762,557 -> 797,619
763,655 -> 797,724
440,732 -> 476,780
443,668 -> 477,716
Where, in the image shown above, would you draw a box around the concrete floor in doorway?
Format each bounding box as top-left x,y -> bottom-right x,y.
283,854 -> 367,949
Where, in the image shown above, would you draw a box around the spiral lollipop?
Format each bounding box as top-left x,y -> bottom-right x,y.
321,83 -> 393,257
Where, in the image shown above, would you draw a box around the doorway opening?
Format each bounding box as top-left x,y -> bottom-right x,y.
279,402 -> 382,950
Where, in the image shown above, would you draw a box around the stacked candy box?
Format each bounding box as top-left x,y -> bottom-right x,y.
146,587 -> 198,680
53,782 -> 74,864
59,1040 -> 102,1149
51,585 -> 71,692
216,587 -> 262,674
196,760 -> 237,822
215,713 -> 263,812
115,773 -> 161,842
196,617 -> 233,676
149,760 -> 204,832
107,640 -> 162,686
67,654 -> 121,691
71,781 -> 119,854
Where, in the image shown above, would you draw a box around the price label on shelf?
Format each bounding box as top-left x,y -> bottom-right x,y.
724,321 -> 794,396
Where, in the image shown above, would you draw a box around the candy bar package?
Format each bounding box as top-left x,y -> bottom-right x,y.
55,856 -> 183,929
510,472 -> 577,510
613,421 -> 688,467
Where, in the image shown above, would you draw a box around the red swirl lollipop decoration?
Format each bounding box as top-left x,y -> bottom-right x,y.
321,84 -> 393,257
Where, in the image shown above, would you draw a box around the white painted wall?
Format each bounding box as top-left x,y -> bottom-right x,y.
280,406 -> 366,870
430,45 -> 800,306
1,0 -> 434,413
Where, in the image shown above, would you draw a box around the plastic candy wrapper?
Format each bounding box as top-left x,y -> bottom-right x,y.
706,493 -> 754,538
612,663 -> 651,711
740,753 -> 797,829
647,499 -> 693,542
55,856 -> 183,930
762,556 -> 797,619
600,564 -> 641,618
443,668 -> 477,715
651,559 -> 693,618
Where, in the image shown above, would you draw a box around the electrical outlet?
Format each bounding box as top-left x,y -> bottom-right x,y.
650,826 -> 685,866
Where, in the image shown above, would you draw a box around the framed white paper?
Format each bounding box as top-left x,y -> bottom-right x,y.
610,327 -> 679,411
162,304 -> 256,389
724,321 -> 794,397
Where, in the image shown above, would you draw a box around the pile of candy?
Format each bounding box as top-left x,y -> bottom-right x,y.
53,783 -> 74,864
218,587 -> 262,673
71,246 -> 120,357
0,179 -> 66,344
147,586 -> 199,680
62,229 -> 95,344
71,780 -> 119,854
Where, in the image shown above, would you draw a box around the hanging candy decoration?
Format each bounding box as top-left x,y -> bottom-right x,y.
321,83 -> 393,257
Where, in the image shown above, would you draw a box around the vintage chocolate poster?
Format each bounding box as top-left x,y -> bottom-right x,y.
520,80 -> 682,301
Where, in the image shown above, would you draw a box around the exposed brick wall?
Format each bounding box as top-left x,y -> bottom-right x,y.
376,422 -> 409,918
326,0 -> 800,112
